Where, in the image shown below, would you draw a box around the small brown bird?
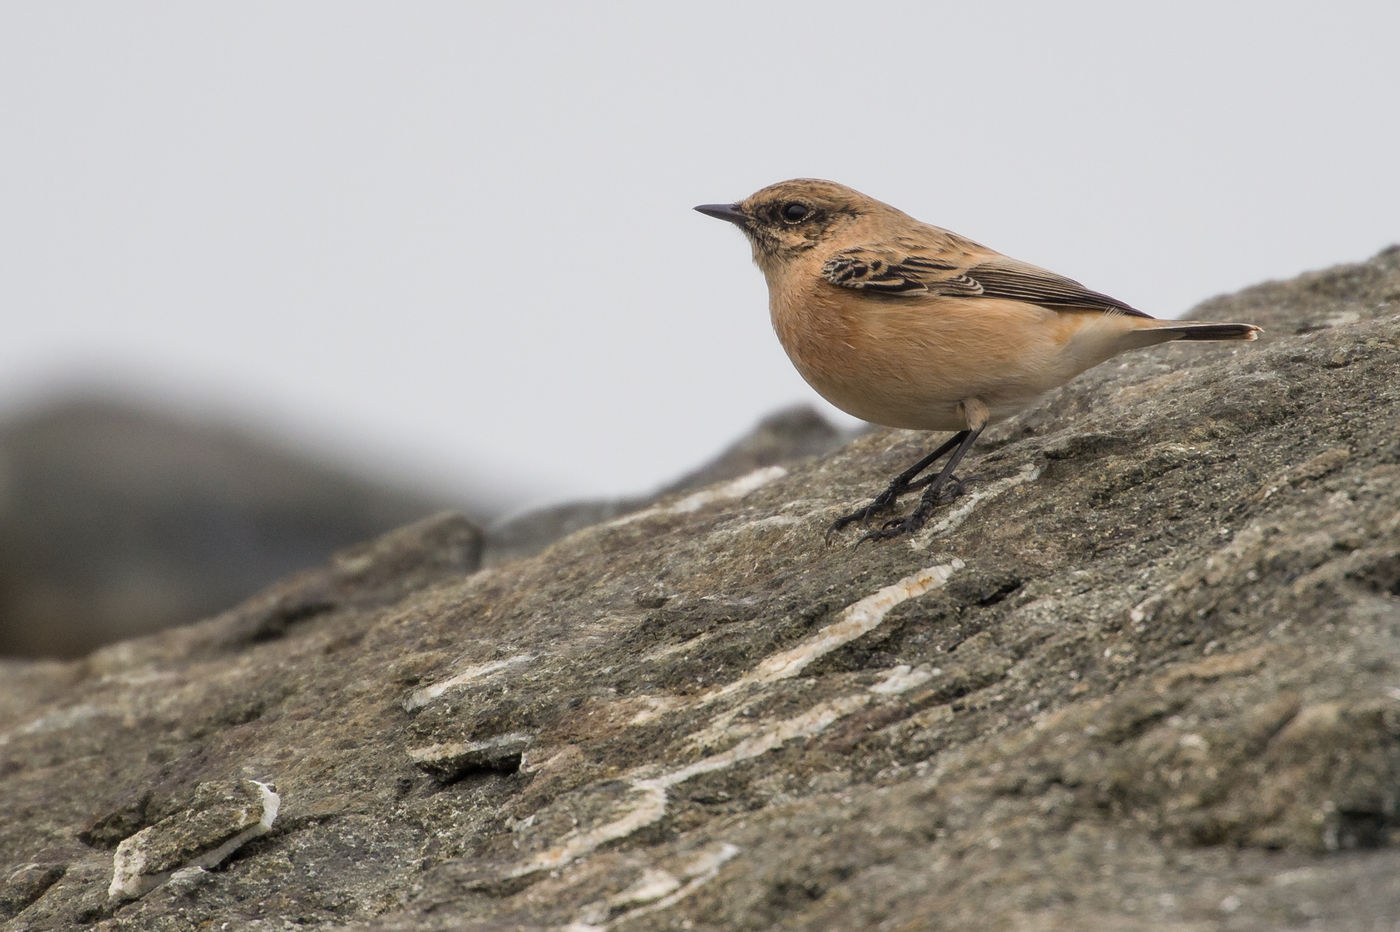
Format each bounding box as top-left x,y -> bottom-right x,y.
696,179 -> 1260,543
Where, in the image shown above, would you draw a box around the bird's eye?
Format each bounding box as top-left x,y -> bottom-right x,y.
781,202 -> 811,223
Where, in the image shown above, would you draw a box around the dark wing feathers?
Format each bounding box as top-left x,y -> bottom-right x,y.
964,259 -> 1149,317
821,248 -> 1148,317
822,254 -> 943,294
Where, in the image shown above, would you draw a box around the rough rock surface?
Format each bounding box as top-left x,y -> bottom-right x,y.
2,248 -> 1399,930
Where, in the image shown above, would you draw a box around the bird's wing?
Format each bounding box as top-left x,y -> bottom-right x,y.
822,242 -> 1149,317
962,257 -> 1150,316
821,249 -> 979,295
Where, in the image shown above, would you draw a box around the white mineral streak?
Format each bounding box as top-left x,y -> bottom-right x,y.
737,560 -> 963,690
911,463 -> 1041,547
404,653 -> 535,711
564,842 -> 743,930
869,663 -> 938,694
624,842 -> 739,918
189,780 -> 280,870
514,562 -> 961,879
680,560 -> 964,751
0,704 -> 102,747
608,466 -> 787,527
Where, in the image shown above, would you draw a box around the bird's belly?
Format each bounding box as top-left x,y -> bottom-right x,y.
792,355 -> 1042,430
774,295 -> 1084,431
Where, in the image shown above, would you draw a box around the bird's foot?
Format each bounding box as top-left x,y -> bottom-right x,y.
824,491 -> 901,544
852,476 -> 966,545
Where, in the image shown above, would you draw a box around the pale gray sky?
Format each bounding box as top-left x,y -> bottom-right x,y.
3,2 -> 1396,511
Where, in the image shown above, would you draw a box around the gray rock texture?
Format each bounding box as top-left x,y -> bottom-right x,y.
2,247 -> 1399,930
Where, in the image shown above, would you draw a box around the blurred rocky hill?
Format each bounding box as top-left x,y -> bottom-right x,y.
0,398 -> 847,656
1,247 -> 1397,929
0,400 -> 467,656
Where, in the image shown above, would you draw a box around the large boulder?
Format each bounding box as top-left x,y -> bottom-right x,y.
2,247 -> 1398,929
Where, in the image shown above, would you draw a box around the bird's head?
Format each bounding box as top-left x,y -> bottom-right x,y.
696,178 -> 895,276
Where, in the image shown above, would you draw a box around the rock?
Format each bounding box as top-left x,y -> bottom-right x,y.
480,404 -> 849,565
407,732 -> 532,782
0,863 -> 65,923
207,511 -> 484,650
107,780 -> 280,902
1,247 -> 1399,929
655,403 -> 852,495
0,395 -> 844,655
481,499 -> 636,568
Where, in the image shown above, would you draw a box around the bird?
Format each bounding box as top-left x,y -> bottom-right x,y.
695,179 -> 1261,543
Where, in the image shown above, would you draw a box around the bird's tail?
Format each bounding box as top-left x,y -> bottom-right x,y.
1113,318 -> 1262,351
1154,321 -> 1262,341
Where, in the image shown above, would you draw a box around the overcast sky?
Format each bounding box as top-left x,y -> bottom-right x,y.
3,2 -> 1396,513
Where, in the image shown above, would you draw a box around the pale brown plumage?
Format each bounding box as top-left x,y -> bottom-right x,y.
696,178 -> 1261,542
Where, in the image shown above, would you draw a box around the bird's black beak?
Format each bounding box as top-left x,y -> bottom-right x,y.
694,203 -> 748,226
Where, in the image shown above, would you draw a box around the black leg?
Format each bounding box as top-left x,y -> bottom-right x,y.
859,423 -> 984,543
825,431 -> 967,543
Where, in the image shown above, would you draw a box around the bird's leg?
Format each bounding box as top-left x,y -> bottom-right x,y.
825,431 -> 966,542
861,398 -> 989,543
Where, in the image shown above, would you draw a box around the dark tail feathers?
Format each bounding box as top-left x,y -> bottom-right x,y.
1160,322 -> 1262,341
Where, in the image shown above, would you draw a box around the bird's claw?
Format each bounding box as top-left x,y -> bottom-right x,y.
856,513 -> 928,545
835,474 -> 968,546
824,494 -> 898,544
